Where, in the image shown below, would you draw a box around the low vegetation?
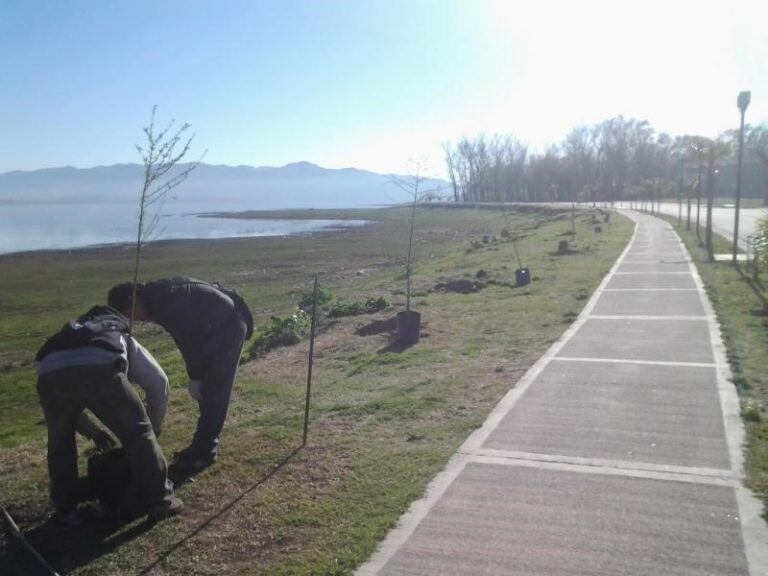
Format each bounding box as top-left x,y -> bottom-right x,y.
248,309 -> 312,360
328,297 -> 389,318
0,205 -> 632,575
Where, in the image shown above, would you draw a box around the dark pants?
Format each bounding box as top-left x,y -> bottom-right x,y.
190,318 -> 247,458
37,363 -> 173,517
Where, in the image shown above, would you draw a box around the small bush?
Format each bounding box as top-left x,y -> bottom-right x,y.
742,399 -> 763,423
328,297 -> 390,318
754,216 -> 768,273
249,309 -> 311,358
298,287 -> 333,313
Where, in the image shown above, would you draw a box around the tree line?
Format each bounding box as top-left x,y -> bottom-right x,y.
443,116 -> 768,206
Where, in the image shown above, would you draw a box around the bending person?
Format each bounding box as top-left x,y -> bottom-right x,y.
36,305 -> 181,526
109,278 -> 252,474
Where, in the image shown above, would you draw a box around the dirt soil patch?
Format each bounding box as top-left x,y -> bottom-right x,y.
434,279 -> 487,294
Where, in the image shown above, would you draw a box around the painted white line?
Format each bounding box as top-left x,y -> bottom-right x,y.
603,288 -> 701,292
588,315 -> 710,321
465,448 -> 736,481
552,356 -> 718,369
627,251 -> 685,255
464,454 -> 737,488
619,260 -> 689,264
658,217 -> 768,576
614,271 -> 690,275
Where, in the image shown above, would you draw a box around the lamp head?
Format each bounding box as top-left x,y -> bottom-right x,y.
737,91 -> 751,112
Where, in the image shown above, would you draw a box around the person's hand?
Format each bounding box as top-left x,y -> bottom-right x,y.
188,379 -> 203,401
92,430 -> 117,452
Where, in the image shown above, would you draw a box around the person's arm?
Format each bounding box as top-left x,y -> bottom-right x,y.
126,336 -> 169,436
75,411 -> 116,450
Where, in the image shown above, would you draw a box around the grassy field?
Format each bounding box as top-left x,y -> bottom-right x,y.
662,215 -> 768,513
0,205 -> 633,575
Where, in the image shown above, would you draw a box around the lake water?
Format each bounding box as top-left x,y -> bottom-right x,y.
0,200 -> 367,255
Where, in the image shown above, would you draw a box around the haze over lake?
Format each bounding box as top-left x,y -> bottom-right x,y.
0,162 -> 447,254
0,199 -> 367,255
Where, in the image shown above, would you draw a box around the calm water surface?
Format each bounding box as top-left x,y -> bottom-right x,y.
0,200 -> 366,254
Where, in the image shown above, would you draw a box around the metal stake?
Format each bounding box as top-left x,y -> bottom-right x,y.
2,507 -> 61,576
302,274 -> 319,447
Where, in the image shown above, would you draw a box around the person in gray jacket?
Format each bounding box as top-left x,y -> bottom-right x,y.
36,305 -> 181,526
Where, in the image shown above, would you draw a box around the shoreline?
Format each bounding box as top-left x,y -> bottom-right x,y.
0,214 -> 376,261
0,210 -> 378,260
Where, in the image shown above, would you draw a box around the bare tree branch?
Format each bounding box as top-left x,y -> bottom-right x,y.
129,106 -> 207,328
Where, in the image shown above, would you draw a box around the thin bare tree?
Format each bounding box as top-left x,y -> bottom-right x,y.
130,106 -> 206,328
745,124 -> 768,205
391,160 -> 429,312
703,137 -> 731,261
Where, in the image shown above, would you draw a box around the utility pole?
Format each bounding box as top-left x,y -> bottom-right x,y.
733,90 -> 751,264
696,154 -> 703,241
678,157 -> 684,226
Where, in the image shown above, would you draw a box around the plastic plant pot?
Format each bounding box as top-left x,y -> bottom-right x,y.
396,310 -> 421,346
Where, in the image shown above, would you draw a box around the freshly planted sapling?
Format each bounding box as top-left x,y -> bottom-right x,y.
391,161 -> 433,345
129,106 -> 206,328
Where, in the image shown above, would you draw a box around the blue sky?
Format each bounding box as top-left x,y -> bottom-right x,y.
2,0 -> 766,177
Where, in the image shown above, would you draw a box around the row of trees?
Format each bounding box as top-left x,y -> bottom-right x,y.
443,116 -> 768,207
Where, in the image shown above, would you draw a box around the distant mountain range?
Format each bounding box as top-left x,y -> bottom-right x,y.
0,162 -> 449,210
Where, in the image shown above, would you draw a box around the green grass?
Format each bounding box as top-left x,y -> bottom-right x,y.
0,205 -> 633,575
662,214 -> 768,513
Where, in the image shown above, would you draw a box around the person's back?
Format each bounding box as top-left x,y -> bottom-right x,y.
140,278 -> 237,379
36,305 -> 181,525
108,278 -> 252,475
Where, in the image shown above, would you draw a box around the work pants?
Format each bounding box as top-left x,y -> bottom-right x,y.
37,363 -> 172,517
190,318 -> 247,459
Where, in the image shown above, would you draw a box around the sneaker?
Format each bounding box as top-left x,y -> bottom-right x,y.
147,496 -> 184,523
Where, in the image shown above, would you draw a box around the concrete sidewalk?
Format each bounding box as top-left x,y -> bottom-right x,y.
358,212 -> 768,576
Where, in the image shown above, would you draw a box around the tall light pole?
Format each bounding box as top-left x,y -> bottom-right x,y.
678,156 -> 684,227
733,90 -> 751,264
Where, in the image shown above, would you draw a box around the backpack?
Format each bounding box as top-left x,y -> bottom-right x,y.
212,283 -> 254,340
36,306 -> 130,361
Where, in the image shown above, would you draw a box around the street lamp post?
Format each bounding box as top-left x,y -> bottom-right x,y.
678,157 -> 684,227
733,90 -> 751,264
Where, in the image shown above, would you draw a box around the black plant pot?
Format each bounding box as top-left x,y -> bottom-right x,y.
515,267 -> 531,287
396,310 -> 421,346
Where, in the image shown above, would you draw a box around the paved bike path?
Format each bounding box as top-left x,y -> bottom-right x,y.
358,211 -> 768,576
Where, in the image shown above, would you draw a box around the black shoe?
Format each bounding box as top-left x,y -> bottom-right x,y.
174,447 -> 216,474
147,496 -> 184,523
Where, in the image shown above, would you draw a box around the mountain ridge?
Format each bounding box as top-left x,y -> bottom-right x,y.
0,162 -> 449,209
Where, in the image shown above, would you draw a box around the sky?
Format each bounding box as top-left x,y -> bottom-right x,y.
2,0 -> 767,178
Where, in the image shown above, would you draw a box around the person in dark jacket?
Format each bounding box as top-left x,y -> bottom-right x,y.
108,278 -> 252,474
36,305 -> 181,526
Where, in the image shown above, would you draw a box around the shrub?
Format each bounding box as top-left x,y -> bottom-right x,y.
328,297 -> 390,318
754,216 -> 768,273
298,287 -> 333,313
249,309 -> 311,358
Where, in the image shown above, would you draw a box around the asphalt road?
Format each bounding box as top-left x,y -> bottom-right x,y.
623,201 -> 766,250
